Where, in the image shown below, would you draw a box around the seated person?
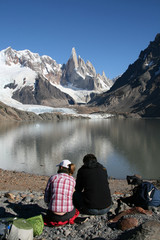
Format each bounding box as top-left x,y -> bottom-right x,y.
44,159 -> 77,223
73,154 -> 112,215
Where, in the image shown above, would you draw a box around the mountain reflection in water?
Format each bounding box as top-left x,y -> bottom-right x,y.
0,119 -> 160,179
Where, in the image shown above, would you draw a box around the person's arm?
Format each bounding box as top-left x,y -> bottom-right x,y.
75,170 -> 83,192
44,177 -> 52,204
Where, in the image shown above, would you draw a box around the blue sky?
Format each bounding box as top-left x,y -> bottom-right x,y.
0,0 -> 160,79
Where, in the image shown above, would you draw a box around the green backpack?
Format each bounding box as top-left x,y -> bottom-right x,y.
26,215 -> 44,237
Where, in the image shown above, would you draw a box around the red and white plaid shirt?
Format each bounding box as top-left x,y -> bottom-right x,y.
44,173 -> 75,213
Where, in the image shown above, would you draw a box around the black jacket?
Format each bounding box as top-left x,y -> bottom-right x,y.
75,162 -> 112,209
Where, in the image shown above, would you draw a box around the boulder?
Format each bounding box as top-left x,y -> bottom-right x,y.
127,220 -> 160,240
118,217 -> 138,231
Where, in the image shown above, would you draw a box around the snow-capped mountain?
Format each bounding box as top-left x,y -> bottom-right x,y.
0,47 -> 113,110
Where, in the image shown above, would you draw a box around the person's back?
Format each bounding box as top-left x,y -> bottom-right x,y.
44,159 -> 77,223
74,154 -> 112,215
45,172 -> 75,213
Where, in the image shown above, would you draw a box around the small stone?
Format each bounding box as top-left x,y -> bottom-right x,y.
64,229 -> 71,236
22,196 -> 32,202
118,217 -> 138,231
15,195 -> 21,201
4,192 -> 15,200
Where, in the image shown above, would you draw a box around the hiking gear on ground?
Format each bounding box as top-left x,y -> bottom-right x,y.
137,181 -> 160,207
7,218 -> 33,240
26,214 -> 44,237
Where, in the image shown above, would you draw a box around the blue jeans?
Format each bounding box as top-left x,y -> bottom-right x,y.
73,191 -> 111,215
84,207 -> 111,215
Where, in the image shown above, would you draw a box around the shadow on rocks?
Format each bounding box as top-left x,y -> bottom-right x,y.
0,206 -> 15,218
116,220 -> 160,240
115,226 -> 140,240
91,238 -> 106,240
4,201 -> 47,219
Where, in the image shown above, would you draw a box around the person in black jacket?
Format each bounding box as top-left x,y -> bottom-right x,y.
73,154 -> 112,215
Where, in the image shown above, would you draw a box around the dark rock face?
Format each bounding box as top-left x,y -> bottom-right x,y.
12,86 -> 37,104
89,33 -> 160,117
12,75 -> 75,107
4,81 -> 18,90
0,101 -> 40,121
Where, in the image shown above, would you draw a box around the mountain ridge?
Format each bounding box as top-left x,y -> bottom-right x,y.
89,33 -> 160,118
1,34 -> 160,119
0,47 -> 113,109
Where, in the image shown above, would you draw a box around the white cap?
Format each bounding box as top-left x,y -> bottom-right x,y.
56,159 -> 71,169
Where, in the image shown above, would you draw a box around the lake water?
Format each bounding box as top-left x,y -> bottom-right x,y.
0,119 -> 160,180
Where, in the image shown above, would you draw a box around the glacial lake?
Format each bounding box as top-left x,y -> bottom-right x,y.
0,118 -> 160,180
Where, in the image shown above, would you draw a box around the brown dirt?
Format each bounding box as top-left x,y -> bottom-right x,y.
0,168 -> 49,193
0,168 -> 132,194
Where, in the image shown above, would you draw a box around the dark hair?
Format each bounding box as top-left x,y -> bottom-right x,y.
83,154 -> 97,168
58,163 -> 75,176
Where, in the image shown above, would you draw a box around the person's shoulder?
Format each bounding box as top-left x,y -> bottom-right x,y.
64,174 -> 76,184
61,173 -> 75,181
49,173 -> 58,180
77,165 -> 87,173
47,174 -> 57,183
97,163 -> 107,171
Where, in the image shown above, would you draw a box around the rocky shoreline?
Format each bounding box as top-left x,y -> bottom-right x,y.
0,169 -> 160,239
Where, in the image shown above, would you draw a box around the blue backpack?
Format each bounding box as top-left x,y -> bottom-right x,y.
136,181 -> 160,207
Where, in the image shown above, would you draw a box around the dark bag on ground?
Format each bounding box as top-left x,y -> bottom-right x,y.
138,182 -> 160,207
121,181 -> 160,209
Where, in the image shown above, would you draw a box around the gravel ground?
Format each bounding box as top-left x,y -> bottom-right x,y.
1,169 -> 160,240
1,190 -> 160,240
0,168 -> 131,194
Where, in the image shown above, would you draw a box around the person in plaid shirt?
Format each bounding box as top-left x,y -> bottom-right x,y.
44,159 -> 76,222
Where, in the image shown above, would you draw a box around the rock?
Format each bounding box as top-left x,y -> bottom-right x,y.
4,192 -> 15,200
118,217 -> 138,230
63,229 -> 71,236
109,207 -> 152,223
126,220 -> 160,240
13,75 -> 75,107
1,186 -> 160,240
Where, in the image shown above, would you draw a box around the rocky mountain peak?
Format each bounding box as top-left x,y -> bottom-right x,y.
139,33 -> 160,62
70,47 -> 78,69
1,47 -> 62,84
102,71 -> 106,77
86,61 -> 96,77
3,47 -> 19,65
62,47 -> 112,91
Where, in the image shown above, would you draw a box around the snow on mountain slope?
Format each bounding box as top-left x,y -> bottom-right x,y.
52,83 -> 96,103
0,49 -> 37,108
0,47 -> 113,114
